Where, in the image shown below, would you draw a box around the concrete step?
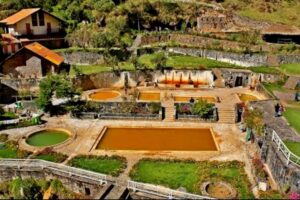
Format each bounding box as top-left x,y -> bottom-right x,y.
104,186 -> 128,200
95,184 -> 114,199
284,76 -> 300,90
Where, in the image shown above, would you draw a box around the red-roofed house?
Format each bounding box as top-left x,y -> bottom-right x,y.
0,42 -> 65,78
0,8 -> 66,55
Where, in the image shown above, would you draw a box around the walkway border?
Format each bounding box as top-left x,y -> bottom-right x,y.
272,130 -> 300,167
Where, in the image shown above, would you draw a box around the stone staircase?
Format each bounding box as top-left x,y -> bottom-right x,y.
212,68 -> 225,88
284,76 -> 300,90
217,107 -> 236,124
161,98 -> 175,122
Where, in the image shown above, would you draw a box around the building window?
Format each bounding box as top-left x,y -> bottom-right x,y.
39,11 -> 45,26
32,13 -> 38,26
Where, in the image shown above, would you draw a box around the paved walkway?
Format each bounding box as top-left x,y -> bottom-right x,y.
250,100 -> 300,142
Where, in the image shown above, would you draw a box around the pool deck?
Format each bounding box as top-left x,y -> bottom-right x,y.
2,116 -> 258,189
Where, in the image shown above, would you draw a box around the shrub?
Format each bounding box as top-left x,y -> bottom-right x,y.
148,103 -> 161,114
243,108 -> 265,136
0,134 -> 8,142
191,100 -> 214,118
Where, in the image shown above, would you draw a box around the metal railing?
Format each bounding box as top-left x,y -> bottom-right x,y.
0,159 -> 109,185
128,180 -> 214,199
271,130 -> 300,167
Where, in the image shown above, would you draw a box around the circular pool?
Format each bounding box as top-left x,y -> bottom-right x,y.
201,182 -> 237,199
26,129 -> 70,147
89,90 -> 121,101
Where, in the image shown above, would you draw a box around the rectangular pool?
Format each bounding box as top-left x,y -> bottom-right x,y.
138,92 -> 160,101
96,127 -> 218,151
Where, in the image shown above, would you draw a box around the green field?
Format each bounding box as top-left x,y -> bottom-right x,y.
280,63 -> 300,76
0,142 -> 30,159
33,152 -> 68,163
284,140 -> 300,157
223,0 -> 300,27
26,130 -> 69,147
69,62 -> 135,76
138,53 -> 238,69
283,107 -> 300,134
130,159 -> 254,198
69,155 -> 126,176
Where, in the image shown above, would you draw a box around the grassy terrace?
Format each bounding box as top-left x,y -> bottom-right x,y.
223,0 -> 300,27
32,151 -> 68,163
70,53 -> 282,76
0,141 -> 30,159
283,107 -> 300,135
130,159 -> 254,199
138,53 -> 238,69
284,140 -> 300,157
280,63 -> 300,76
68,155 -> 126,176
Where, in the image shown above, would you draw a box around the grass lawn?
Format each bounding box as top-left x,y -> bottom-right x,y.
280,63 -> 300,76
69,62 -> 135,76
130,159 -> 254,198
0,141 -> 30,158
222,0 -> 300,27
284,140 -> 300,157
283,107 -> 300,134
0,112 -> 18,120
33,152 -> 68,163
69,155 -> 126,176
138,53 -> 238,70
262,80 -> 286,96
248,67 -> 281,75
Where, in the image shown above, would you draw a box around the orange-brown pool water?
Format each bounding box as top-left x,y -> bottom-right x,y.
138,92 -> 160,101
96,127 -> 218,151
237,93 -> 258,102
174,96 -> 216,103
89,91 -> 121,100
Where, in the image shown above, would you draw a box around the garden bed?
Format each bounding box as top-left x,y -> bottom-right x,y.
129,159 -> 254,199
71,102 -> 161,120
175,102 -> 217,121
0,140 -> 30,159
68,155 -> 126,176
32,148 -> 68,163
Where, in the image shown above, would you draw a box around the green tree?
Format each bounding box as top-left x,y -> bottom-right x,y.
151,52 -> 167,70
36,74 -> 81,113
192,99 -> 214,118
244,108 -> 265,136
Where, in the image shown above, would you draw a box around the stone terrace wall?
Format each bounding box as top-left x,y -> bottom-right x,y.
58,51 -> 104,65
169,47 -> 268,67
140,33 -> 270,53
73,71 -> 155,90
0,168 -> 103,197
260,131 -> 300,193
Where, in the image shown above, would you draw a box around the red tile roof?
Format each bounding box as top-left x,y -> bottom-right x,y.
0,8 -> 40,25
25,42 -> 64,66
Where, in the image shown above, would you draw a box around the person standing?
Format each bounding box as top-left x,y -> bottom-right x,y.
275,103 -> 280,117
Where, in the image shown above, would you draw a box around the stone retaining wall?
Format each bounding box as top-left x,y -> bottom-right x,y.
0,168 -> 103,197
260,130 -> 300,193
58,51 -> 104,65
169,47 -> 268,67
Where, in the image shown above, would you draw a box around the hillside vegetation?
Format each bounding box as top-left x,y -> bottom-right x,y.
222,0 -> 300,27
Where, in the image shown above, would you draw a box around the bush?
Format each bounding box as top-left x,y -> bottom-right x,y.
148,103 -> 161,114
0,134 -> 8,142
191,100 -> 214,118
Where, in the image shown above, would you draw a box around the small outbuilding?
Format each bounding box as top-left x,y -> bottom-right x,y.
0,42 -> 64,78
262,24 -> 300,44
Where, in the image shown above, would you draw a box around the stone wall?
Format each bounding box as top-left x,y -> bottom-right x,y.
169,47 -> 268,67
58,51 -> 104,65
260,131 -> 300,193
0,168 -> 103,197
140,33 -> 270,53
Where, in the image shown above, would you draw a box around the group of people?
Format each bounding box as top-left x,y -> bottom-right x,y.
274,103 -> 284,117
